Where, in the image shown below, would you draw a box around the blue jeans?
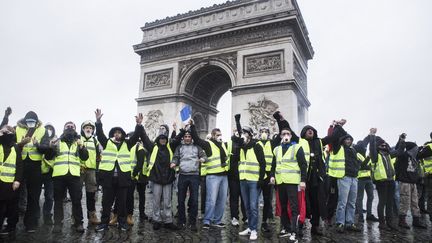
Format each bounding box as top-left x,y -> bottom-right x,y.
177,174 -> 200,225
356,178 -> 374,216
336,176 -> 357,225
203,175 -> 228,225
240,180 -> 261,231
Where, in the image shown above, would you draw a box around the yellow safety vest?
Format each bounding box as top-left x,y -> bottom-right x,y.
52,141 -> 81,177
298,138 -> 324,172
146,144 -> 173,176
274,144 -> 301,185
0,145 -> 17,183
423,144 -> 432,175
258,140 -> 273,172
16,126 -> 46,161
80,136 -> 98,169
205,141 -> 229,175
239,147 -> 261,181
357,154 -> 371,179
41,155 -> 54,174
99,140 -> 131,172
328,148 -> 346,178
130,143 -> 145,178
372,153 -> 395,181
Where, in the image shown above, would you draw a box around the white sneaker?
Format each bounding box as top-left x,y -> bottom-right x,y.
231,217 -> 239,226
239,228 -> 251,236
249,230 -> 258,240
289,233 -> 298,243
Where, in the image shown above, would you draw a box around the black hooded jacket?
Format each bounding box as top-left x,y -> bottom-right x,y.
141,128 -> 183,185
95,121 -> 142,187
395,140 -> 421,183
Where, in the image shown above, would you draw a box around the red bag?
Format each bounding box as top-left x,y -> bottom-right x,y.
275,186 -> 306,224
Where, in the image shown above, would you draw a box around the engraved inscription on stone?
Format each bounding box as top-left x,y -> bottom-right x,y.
144,69 -> 173,90
244,50 -> 284,77
246,96 -> 280,134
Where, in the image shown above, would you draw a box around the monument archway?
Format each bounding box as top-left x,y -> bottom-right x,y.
134,0 -> 313,139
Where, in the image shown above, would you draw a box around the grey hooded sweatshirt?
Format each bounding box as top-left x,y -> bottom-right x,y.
172,142 -> 207,175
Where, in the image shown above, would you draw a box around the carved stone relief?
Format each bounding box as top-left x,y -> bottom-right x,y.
246,96 -> 279,134
178,52 -> 237,78
293,56 -> 307,94
244,50 -> 284,77
144,110 -> 164,141
144,69 -> 173,90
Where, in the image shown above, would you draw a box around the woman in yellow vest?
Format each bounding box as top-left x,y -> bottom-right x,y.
0,125 -> 22,238
48,122 -> 89,234
15,111 -> 50,233
233,115 -> 266,241
94,109 -> 143,232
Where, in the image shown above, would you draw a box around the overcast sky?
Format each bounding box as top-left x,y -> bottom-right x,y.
1,0 -> 431,145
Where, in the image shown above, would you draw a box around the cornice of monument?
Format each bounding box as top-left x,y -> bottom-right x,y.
135,0 -> 313,58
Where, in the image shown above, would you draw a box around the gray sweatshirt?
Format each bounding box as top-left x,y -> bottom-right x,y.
172,143 -> 207,175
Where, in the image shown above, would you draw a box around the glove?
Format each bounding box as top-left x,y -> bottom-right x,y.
399,133 -> 407,140
272,111 -> 281,121
132,168 -> 140,178
234,114 -> 241,122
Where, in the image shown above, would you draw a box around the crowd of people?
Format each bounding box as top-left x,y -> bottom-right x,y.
0,106 -> 431,243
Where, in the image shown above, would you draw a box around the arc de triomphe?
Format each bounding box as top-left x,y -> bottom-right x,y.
133,0 -> 313,138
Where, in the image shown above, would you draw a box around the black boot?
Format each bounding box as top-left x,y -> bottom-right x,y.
311,226 -> 324,236
386,217 -> 398,230
413,216 -> 427,229
398,215 -> 410,229
378,219 -> 392,231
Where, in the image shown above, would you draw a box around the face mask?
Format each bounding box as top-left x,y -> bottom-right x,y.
261,133 -> 268,140
216,136 -> 223,143
47,129 -> 53,137
282,135 -> 291,144
26,121 -> 36,128
63,128 -> 77,141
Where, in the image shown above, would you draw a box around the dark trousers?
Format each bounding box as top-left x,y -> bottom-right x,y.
86,192 -> 96,212
308,182 -> 328,227
326,176 -> 338,220
200,176 -> 206,214
53,175 -> 83,226
278,184 -> 299,233
375,180 -> 395,221
42,172 -> 54,219
113,181 -> 136,215
177,174 -> 200,225
356,178 -> 374,216
23,160 -> 43,229
262,182 -> 273,222
424,176 -> 432,215
1,191 -> 19,230
136,182 -> 147,217
101,177 -> 127,225
228,176 -> 247,221
417,182 -> 426,211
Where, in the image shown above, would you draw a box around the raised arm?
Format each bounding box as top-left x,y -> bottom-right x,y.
95,109 -> 108,148
368,128 -> 378,163
127,113 -> 145,150
1,107 -> 11,128
273,111 -> 299,143
190,122 -> 211,157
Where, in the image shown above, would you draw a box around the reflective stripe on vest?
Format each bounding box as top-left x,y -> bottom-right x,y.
81,136 -> 98,169
41,156 -> 54,174
100,140 -> 131,172
16,126 -> 46,161
356,153 -> 371,179
239,147 -> 260,181
299,138 -> 324,172
258,140 -> 273,172
226,140 -> 233,166
274,144 -> 301,185
147,144 -> 173,176
423,144 -> 432,174
372,153 -> 395,181
52,141 -> 81,177
205,141 -> 228,175
0,145 -> 17,183
328,148 -> 345,178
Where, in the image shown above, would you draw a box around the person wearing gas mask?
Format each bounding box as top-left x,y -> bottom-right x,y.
394,134 -> 427,229
189,120 -> 230,229
15,111 -> 50,233
94,109 -> 143,232
140,121 -> 183,231
269,123 -> 307,242
170,129 -> 207,232
0,125 -> 23,239
368,128 -> 400,231
79,120 -> 102,225
40,123 -> 57,225
47,122 -> 89,233
232,114 -> 266,241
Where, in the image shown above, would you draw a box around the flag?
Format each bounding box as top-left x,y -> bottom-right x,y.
180,105 -> 192,123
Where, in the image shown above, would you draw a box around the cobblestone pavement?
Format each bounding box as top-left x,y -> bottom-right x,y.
2,188 -> 432,242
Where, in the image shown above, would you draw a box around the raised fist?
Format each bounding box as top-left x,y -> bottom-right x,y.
234,114 -> 241,122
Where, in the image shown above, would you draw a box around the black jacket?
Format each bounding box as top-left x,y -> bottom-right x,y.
368,135 -> 401,181
95,122 -> 142,188
330,126 -> 360,178
395,140 -> 421,184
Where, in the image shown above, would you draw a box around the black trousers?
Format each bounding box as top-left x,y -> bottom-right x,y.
228,176 -> 247,221
307,181 -> 328,227
278,184 -> 299,233
262,180 -> 273,222
53,175 -> 83,226
136,182 -> 147,217
23,160 -> 43,229
177,174 -> 200,225
375,180 -> 395,221
0,192 -> 19,230
326,176 -> 338,220
101,177 -> 128,225
417,182 -> 426,211
200,176 -> 206,215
